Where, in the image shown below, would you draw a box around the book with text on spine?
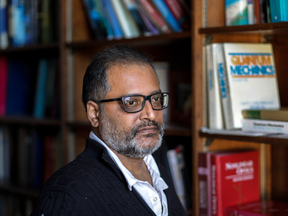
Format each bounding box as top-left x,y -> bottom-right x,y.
211,150 -> 260,216
242,118 -> 288,134
222,43 -> 280,129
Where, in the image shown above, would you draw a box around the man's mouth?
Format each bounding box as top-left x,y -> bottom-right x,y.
137,126 -> 157,134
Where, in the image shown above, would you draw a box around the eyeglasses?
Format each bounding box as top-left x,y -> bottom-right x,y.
94,92 -> 170,113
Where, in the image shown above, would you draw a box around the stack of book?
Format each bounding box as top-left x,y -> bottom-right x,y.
242,108 -> 288,134
225,0 -> 288,26
205,42 -> 280,130
81,0 -> 191,40
198,150 -> 260,216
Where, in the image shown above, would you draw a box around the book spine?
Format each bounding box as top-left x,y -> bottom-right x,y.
198,153 -> 208,216
151,0 -> 182,32
110,0 -> 140,38
211,155 -> 218,216
216,44 -> 234,129
0,0 -> 8,49
135,0 -> 171,33
248,0 -> 255,24
242,119 -> 288,134
0,57 -> 8,116
138,5 -> 159,35
225,0 -> 248,26
269,0 -> 280,22
279,0 -> 288,21
259,0 -> 268,23
95,0 -> 114,40
254,0 -> 261,23
99,0 -> 123,39
242,110 -> 261,119
266,0 -> 271,22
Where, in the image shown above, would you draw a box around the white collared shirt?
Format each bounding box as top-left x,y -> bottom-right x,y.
89,131 -> 168,216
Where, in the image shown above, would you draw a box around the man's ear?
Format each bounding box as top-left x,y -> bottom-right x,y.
86,101 -> 101,128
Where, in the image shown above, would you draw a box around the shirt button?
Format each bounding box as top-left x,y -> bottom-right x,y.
153,197 -> 158,202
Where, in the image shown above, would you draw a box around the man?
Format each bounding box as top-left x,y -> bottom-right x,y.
30,45 -> 186,216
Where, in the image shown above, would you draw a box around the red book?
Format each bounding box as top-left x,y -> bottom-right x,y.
211,150 -> 260,216
0,57 -> 8,116
225,200 -> 288,216
254,0 -> 261,24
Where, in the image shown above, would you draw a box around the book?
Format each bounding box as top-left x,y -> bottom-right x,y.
269,0 -> 288,22
259,0 -> 269,23
225,0 -> 249,26
122,0 -> 152,36
151,0 -> 182,32
266,0 -> 271,22
81,0 -> 107,39
248,0 -> 255,24
137,5 -> 160,35
110,0 -> 140,38
0,0 -> 8,49
33,59 -> 49,118
163,0 -> 190,30
225,200 -> 288,216
95,0 -> 114,40
220,43 -> 280,129
242,108 -> 288,121
0,56 -> 8,116
153,62 -> 170,122
135,0 -> 172,34
98,0 -> 124,39
242,118 -> 288,134
45,59 -> 57,118
206,44 -> 224,130
211,150 -> 260,216
254,0 -> 261,24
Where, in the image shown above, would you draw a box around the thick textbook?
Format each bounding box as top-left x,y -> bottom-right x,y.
219,43 -> 280,129
225,200 -> 288,216
211,150 -> 260,216
225,0 -> 248,26
242,108 -> 288,121
206,44 -> 224,130
242,118 -> 288,134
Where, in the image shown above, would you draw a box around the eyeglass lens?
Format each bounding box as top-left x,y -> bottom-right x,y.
123,93 -> 169,113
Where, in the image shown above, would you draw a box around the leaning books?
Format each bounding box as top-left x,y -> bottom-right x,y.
217,43 -> 280,129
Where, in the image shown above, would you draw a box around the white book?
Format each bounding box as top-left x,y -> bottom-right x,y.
153,62 -> 169,122
222,43 -> 280,129
206,44 -> 224,129
110,0 -> 140,38
242,119 -> 288,134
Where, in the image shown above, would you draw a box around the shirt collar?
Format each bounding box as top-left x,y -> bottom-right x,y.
89,131 -> 168,191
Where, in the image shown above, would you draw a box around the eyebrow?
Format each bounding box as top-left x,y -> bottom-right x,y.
121,90 -> 162,97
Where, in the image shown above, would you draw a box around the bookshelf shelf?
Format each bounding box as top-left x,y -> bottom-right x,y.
0,116 -> 61,126
66,31 -> 191,49
199,22 -> 288,34
0,43 -> 59,54
0,183 -> 39,199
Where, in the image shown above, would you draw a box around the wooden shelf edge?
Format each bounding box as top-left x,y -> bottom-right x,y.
0,183 -> 39,199
199,127 -> 288,145
0,116 -> 61,126
0,42 -> 59,53
66,31 -> 191,49
199,22 -> 288,34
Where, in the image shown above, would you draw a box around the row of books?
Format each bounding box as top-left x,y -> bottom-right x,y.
81,0 -> 191,40
225,0 -> 288,26
0,194 -> 34,216
0,57 -> 60,119
206,42 -> 280,130
198,149 -> 260,216
0,0 -> 58,49
0,125 -> 62,189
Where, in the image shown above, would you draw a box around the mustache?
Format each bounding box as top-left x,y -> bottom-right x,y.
130,120 -> 164,139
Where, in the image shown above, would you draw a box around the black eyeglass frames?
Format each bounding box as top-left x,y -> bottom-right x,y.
94,92 -> 170,113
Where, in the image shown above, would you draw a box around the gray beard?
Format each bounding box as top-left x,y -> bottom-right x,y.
100,111 -> 164,158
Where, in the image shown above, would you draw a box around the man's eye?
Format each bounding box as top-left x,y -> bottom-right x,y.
152,96 -> 160,102
125,100 -> 138,106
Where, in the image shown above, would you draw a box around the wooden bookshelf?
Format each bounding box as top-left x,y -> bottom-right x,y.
192,0 -> 288,215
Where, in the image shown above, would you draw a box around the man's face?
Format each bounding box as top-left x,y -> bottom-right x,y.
98,64 -> 164,158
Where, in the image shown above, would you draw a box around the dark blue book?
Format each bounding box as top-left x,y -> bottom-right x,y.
6,58 -> 35,116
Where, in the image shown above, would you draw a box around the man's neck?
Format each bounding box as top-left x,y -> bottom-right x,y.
109,147 -> 153,186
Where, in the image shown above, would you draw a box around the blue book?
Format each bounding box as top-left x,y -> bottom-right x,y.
6,58 -> 34,116
98,0 -> 123,39
33,59 -> 48,118
151,0 -> 182,32
270,0 -> 288,22
11,0 -> 26,46
95,0 -> 114,39
225,0 -> 248,26
0,0 -> 8,49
